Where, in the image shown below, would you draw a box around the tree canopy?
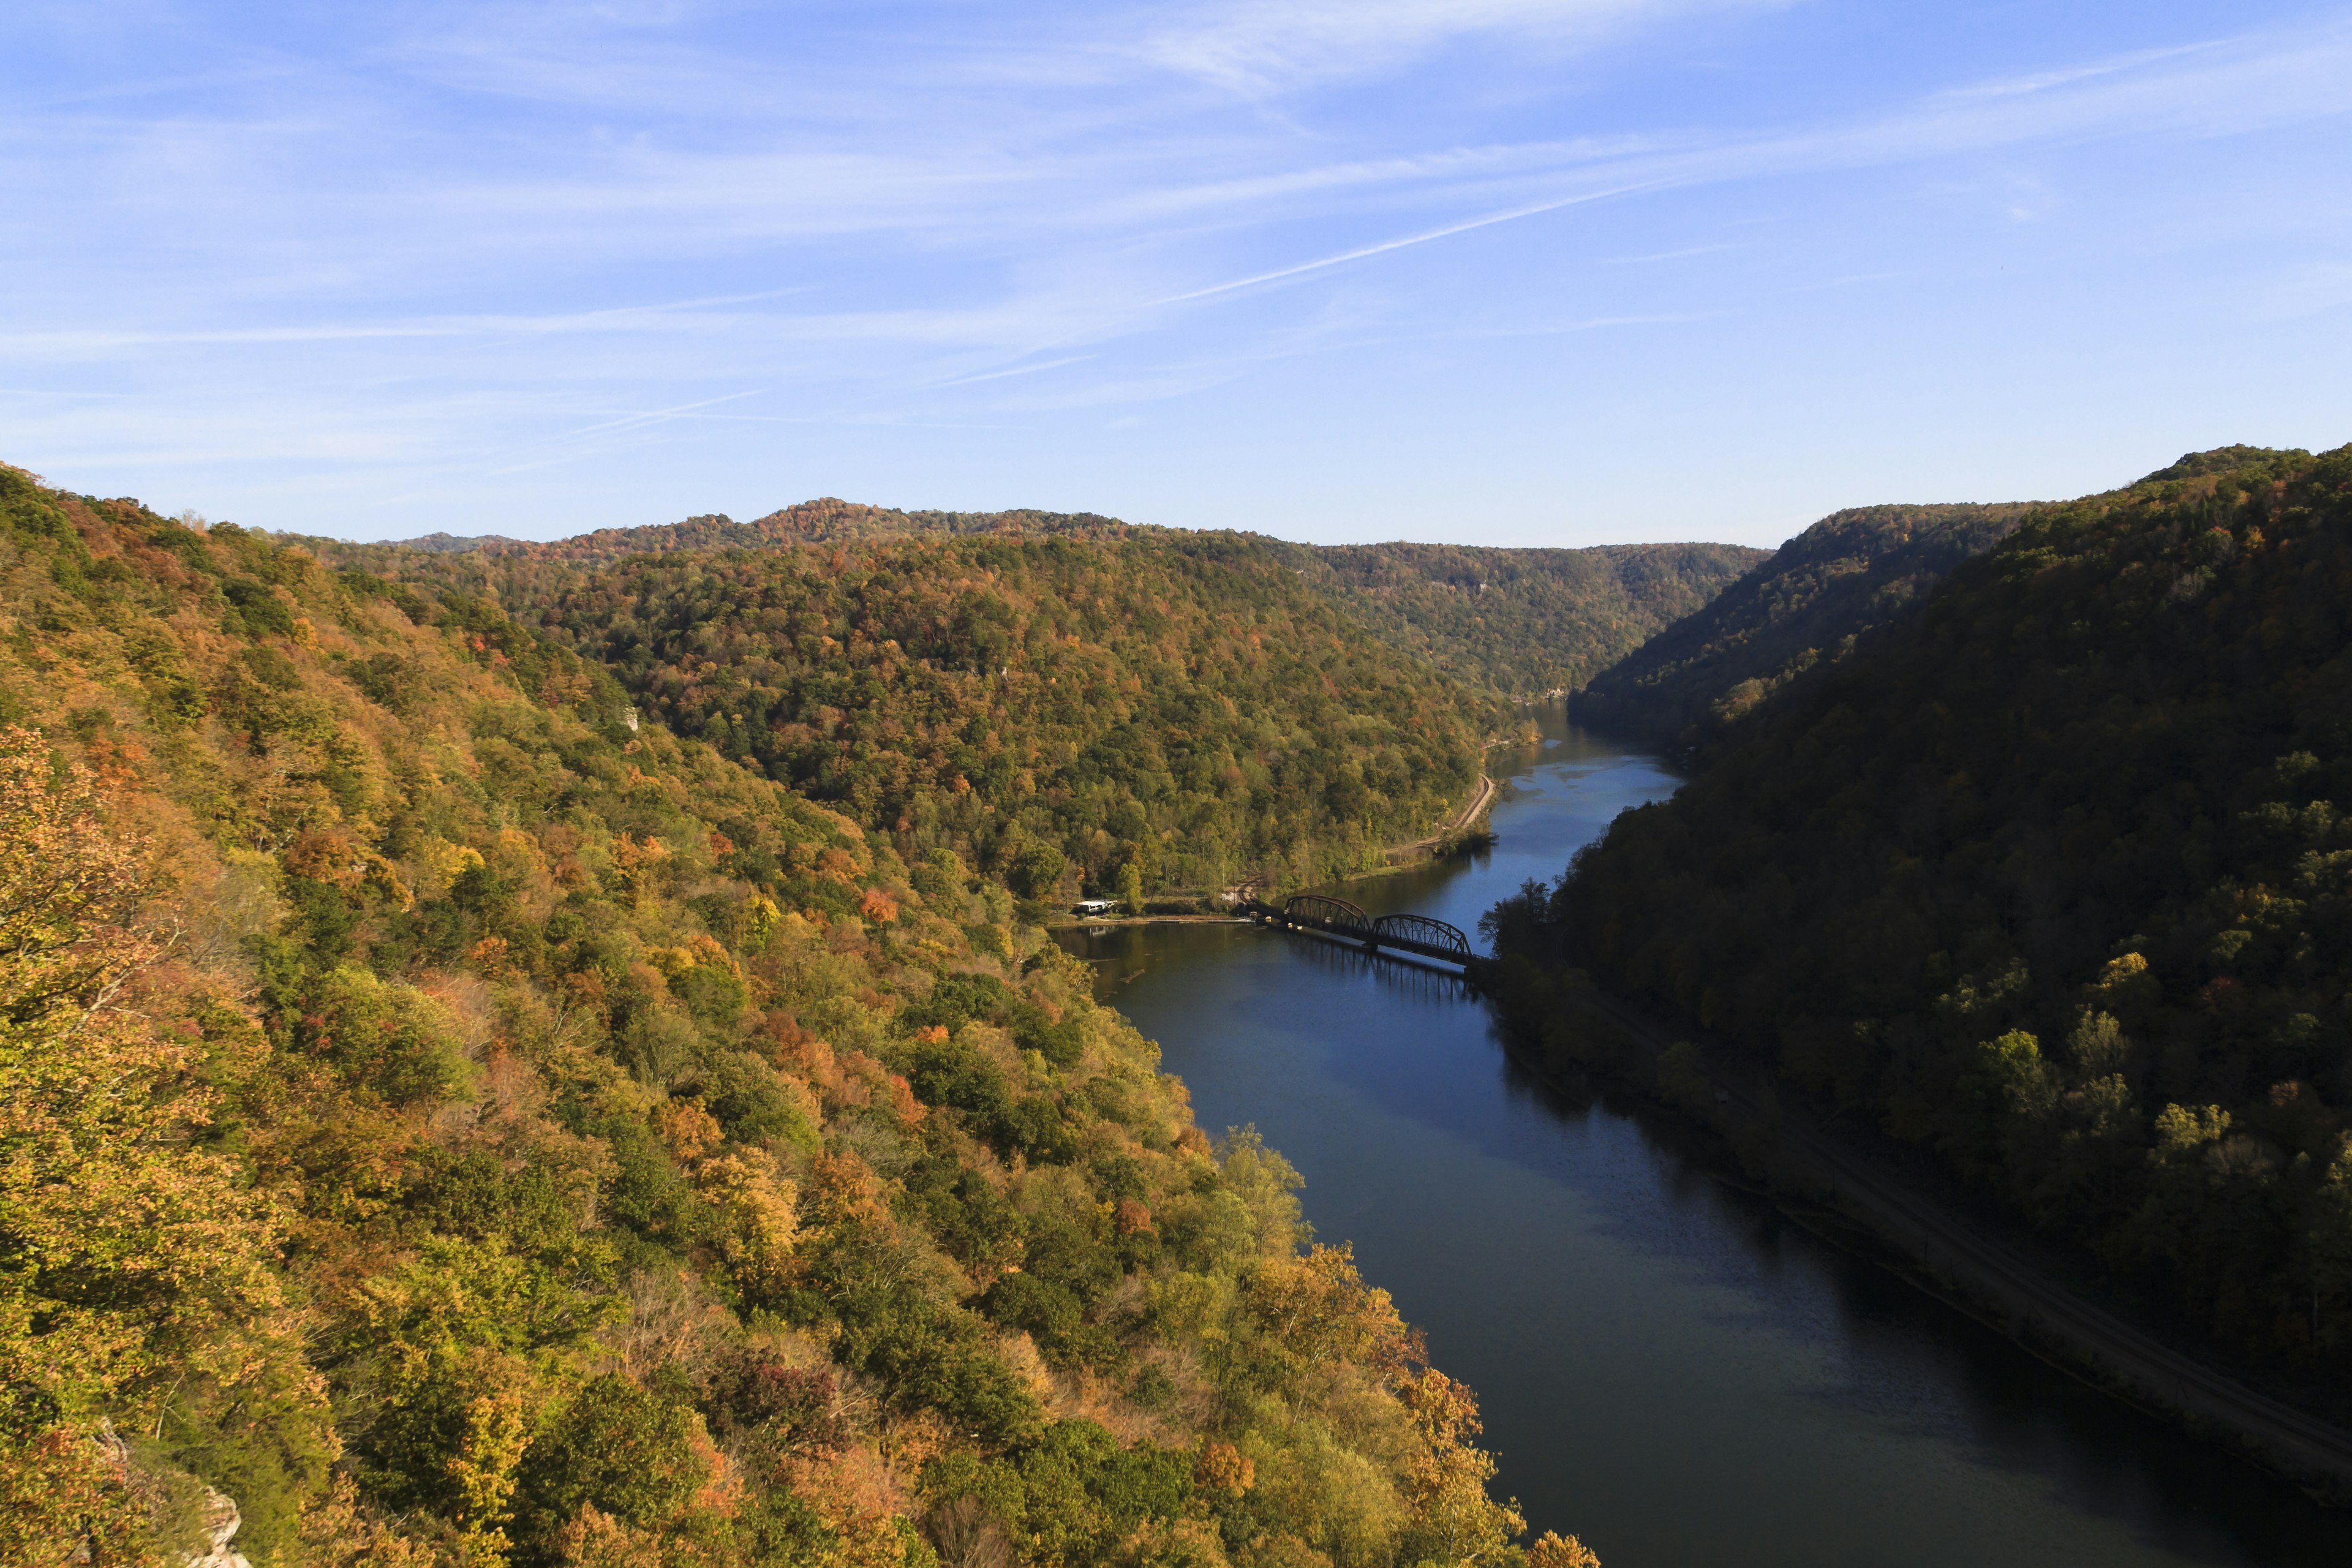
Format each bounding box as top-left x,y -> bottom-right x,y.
0,465 -> 1576,1568
1262,538 -> 1765,701
1496,445 -> 2352,1399
325,531 -> 1504,902
1570,502 -> 2033,752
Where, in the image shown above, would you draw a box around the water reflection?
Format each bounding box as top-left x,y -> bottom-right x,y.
1253,929 -> 1479,1003
1058,710 -> 2352,1568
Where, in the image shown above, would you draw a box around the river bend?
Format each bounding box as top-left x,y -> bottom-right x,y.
1060,714 -> 2352,1568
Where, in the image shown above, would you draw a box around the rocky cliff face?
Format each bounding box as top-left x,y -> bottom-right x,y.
186,1488 -> 252,1568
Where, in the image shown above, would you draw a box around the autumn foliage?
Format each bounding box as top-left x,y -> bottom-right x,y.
325,530 -> 1498,902
0,466 -> 1591,1567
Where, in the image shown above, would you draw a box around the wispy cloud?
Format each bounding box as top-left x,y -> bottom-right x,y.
0,290 -> 815,359
3,3 -> 2347,537
1601,243 -> 1738,265
1161,181 -> 1672,303
1143,17 -> 2352,293
1135,0 -> 1786,93
930,356 -> 1100,389
546,387 -> 772,442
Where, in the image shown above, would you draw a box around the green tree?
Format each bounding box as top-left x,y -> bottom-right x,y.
511,1374 -> 708,1548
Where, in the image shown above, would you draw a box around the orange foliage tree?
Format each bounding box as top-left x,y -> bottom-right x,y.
0,727 -> 317,1559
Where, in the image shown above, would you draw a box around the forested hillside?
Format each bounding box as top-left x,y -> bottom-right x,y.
1569,502 -> 2031,750
352,503 -> 1763,710
1490,445 -> 2352,1393
366,500 -> 1137,565
332,535 -> 1503,902
1264,540 -> 1766,699
0,465 -> 1588,1568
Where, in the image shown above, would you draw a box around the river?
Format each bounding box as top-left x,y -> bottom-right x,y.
1057,712 -> 2352,1568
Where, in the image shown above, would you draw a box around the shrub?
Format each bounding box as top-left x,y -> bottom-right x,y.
294,966 -> 468,1109
513,1374 -> 707,1548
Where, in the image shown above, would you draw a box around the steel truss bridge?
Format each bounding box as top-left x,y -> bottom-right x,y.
1240,894 -> 1477,968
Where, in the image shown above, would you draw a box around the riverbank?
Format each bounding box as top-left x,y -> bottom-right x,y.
1076,719 -> 2352,1563
1341,767 -> 1501,886
1191,767 -> 1501,908
1496,967 -> 2352,1506
1049,912 -> 1247,930
1396,769 -> 1496,857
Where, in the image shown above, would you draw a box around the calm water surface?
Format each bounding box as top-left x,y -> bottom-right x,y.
1058,711 -> 2352,1568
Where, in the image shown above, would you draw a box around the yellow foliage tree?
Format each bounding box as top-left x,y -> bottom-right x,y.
0,728 -> 318,1558
1395,1368 -> 1525,1568
1526,1530 -> 1602,1568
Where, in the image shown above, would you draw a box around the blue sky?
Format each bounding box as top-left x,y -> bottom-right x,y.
3,2 -> 2348,546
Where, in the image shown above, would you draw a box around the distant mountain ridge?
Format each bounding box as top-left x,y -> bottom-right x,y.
1574,456 -> 2313,750
371,497 -> 1138,562
334,500 -> 1766,703
1572,500 -> 2038,749
1265,537 -> 1770,698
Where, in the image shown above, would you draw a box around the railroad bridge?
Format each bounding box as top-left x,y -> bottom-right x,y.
1240,894 -> 1477,968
